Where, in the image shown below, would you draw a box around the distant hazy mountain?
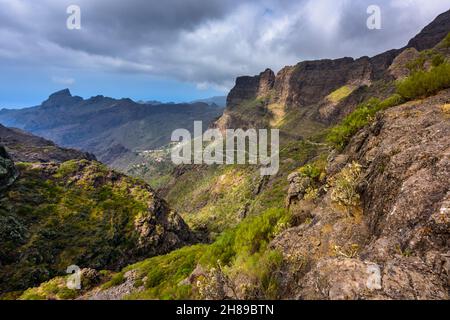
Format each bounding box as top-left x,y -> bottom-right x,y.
190,96 -> 227,108
136,100 -> 163,105
0,89 -> 224,172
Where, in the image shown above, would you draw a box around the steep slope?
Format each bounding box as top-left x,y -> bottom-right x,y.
0,130 -> 193,295
0,124 -> 95,163
407,9 -> 450,51
273,89 -> 450,300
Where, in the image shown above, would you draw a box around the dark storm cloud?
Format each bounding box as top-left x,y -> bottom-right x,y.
0,0 -> 449,90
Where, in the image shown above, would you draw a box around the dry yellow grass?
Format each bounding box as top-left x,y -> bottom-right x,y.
441,103 -> 450,114
268,103 -> 286,127
326,85 -> 355,104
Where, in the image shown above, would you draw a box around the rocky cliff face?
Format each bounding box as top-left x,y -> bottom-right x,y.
276,90 -> 450,299
217,9 -> 450,131
407,9 -> 450,51
217,57 -> 375,130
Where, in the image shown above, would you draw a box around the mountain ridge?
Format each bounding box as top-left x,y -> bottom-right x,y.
216,9 -> 450,132
0,90 -> 224,185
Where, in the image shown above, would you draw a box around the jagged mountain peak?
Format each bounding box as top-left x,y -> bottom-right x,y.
42,88 -> 81,108
49,88 -> 72,98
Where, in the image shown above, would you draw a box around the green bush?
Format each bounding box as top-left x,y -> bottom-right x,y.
406,55 -> 426,72
378,93 -> 405,109
234,208 -> 287,256
85,208 -> 289,300
234,249 -> 284,299
405,49 -> 446,71
298,164 -> 321,179
200,230 -> 237,266
102,272 -> 125,289
112,244 -> 205,300
396,63 -> 450,100
200,208 -> 288,266
326,94 -> 404,149
431,54 -> 445,67
441,32 -> 450,48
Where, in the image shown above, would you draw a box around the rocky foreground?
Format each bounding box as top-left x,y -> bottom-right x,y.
277,90 -> 450,299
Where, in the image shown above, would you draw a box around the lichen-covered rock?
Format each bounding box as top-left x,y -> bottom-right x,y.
82,270 -> 143,300
286,172 -> 311,206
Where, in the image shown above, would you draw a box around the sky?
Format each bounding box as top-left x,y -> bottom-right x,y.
0,0 -> 449,108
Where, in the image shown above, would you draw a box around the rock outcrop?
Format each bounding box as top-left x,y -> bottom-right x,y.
216,57 -> 375,130
0,130 -> 194,294
276,89 -> 450,300
388,47 -> 421,80
0,124 -> 95,163
407,9 -> 450,51
226,69 -> 276,109
216,9 -> 450,131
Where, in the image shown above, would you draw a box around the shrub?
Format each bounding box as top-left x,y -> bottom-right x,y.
330,162 -> 363,216
200,230 -> 237,266
298,164 -> 321,180
396,63 -> 450,100
298,154 -> 328,182
102,272 -> 125,289
431,54 -> 445,67
233,208 -> 287,257
19,276 -> 78,300
232,250 -> 284,299
54,160 -> 81,178
406,55 -> 426,72
326,94 -> 404,150
378,93 -> 405,109
440,32 -> 450,48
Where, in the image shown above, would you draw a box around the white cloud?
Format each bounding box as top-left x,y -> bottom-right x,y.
0,0 -> 448,91
51,76 -> 75,86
